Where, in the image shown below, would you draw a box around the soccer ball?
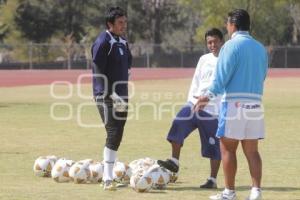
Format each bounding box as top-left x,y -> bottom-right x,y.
128,159 -> 140,169
69,160 -> 92,184
77,159 -> 94,167
47,155 -> 58,161
51,158 -> 74,183
33,155 -> 57,177
89,162 -> 104,183
129,157 -> 156,176
142,157 -> 156,166
113,161 -> 131,182
129,157 -> 155,169
130,172 -> 153,193
123,164 -> 132,183
147,165 -> 170,189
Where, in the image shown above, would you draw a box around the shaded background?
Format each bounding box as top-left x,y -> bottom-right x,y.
0,0 -> 300,69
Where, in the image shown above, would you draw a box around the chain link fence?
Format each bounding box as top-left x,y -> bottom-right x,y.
0,43 -> 300,69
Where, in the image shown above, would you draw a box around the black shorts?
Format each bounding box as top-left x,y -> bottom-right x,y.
95,96 -> 127,151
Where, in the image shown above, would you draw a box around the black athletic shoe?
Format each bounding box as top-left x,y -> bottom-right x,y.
200,179 -> 217,189
157,159 -> 179,173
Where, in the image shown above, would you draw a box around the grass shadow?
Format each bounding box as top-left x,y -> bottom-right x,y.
236,186 -> 300,192
164,186 -> 223,192
0,151 -> 28,155
164,185 -> 300,192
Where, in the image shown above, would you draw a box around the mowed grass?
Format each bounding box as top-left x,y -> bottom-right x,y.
0,77 -> 300,200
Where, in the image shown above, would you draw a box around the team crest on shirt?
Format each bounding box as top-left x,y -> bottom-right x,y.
119,48 -> 124,55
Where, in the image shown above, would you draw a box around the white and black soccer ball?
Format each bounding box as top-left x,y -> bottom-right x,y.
51,158 -> 74,183
33,155 -> 57,177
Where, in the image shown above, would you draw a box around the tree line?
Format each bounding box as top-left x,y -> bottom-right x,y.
0,0 -> 300,53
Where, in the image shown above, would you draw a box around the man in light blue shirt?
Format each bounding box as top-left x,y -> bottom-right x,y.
194,9 -> 268,200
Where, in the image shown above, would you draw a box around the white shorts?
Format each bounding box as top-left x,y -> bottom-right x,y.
216,101 -> 265,140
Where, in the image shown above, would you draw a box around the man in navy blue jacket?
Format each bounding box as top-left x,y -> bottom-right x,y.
91,6 -> 132,191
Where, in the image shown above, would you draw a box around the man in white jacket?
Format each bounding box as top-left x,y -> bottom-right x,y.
158,28 -> 224,189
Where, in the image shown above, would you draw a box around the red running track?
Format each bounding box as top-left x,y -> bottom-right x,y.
0,68 -> 299,87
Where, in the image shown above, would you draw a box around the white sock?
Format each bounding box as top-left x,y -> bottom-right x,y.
208,176 -> 217,183
103,146 -> 117,182
223,188 -> 235,195
251,187 -> 261,194
170,157 -> 179,166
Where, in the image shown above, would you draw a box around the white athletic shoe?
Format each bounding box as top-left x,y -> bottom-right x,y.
103,180 -> 117,191
246,189 -> 262,200
209,191 -> 237,200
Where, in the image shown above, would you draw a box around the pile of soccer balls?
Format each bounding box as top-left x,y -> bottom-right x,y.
33,156 -> 178,192
33,156 -> 103,184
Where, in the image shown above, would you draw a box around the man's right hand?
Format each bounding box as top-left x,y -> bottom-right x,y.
193,95 -> 210,112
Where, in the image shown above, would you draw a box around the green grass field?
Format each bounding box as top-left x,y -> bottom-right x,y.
0,77 -> 300,200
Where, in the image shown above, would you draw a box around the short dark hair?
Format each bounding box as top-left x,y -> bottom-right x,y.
106,7 -> 126,28
228,9 -> 250,31
205,28 -> 224,41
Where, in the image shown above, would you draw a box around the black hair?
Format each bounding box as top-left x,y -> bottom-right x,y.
228,9 -> 250,31
205,28 -> 224,41
106,7 -> 126,29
